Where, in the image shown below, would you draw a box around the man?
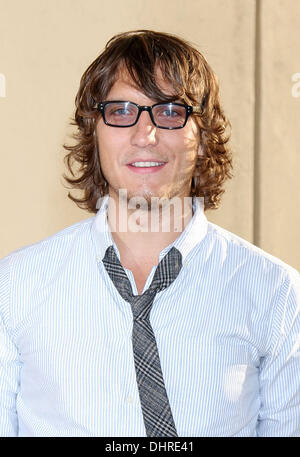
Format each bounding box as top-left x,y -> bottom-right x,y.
0,30 -> 299,437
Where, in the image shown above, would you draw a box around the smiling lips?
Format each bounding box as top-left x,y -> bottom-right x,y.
126,160 -> 167,174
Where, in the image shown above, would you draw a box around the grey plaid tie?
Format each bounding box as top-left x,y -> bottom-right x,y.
102,245 -> 182,437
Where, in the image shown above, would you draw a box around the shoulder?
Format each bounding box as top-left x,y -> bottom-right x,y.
206,220 -> 299,277
0,216 -> 97,327
199,221 -> 300,304
202,222 -> 300,353
0,216 -> 96,282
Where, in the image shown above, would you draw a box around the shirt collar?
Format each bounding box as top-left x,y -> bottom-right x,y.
90,194 -> 208,263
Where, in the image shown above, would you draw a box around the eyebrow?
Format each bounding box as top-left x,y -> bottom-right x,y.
103,99 -> 184,104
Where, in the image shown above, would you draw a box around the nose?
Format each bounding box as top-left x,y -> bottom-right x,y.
130,110 -> 158,147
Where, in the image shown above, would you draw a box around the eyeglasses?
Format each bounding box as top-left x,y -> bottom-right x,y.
97,101 -> 195,129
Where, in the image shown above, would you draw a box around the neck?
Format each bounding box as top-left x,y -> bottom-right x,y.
107,193 -> 194,265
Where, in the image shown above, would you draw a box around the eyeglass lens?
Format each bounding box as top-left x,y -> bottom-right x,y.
103,102 -> 187,128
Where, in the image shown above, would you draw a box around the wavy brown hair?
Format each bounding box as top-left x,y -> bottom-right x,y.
63,30 -> 233,213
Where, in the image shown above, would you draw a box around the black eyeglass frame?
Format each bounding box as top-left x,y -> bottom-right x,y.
97,101 -> 194,130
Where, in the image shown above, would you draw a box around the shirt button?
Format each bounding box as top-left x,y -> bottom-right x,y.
126,396 -> 134,404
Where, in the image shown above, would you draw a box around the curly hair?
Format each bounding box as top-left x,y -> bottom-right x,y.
63,30 -> 233,213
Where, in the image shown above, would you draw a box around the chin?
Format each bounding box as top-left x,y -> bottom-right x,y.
110,183 -> 180,206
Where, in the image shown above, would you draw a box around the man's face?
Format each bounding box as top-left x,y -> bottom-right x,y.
96,69 -> 201,206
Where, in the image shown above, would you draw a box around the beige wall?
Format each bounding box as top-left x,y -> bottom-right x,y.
0,0 -> 299,270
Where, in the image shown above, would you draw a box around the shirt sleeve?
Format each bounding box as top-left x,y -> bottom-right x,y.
257,267 -> 300,436
0,255 -> 20,437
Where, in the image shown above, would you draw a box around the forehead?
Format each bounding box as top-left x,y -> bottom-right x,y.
106,66 -> 177,101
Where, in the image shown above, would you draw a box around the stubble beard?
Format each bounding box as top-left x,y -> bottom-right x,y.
110,175 -> 192,212
106,176 -> 194,234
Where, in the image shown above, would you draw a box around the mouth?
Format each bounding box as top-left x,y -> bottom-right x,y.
126,161 -> 167,174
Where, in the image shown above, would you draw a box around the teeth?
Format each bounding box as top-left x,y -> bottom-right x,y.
131,161 -> 165,167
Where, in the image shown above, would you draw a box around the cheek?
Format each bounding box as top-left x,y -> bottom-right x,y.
175,136 -> 199,164
184,136 -> 200,164
96,124 -> 122,164
171,121 -> 200,158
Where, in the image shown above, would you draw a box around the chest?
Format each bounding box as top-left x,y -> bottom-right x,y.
17,294 -> 261,436
124,262 -> 156,295
131,269 -> 150,295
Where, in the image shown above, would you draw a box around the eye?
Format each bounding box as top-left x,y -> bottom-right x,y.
104,103 -> 138,126
163,109 -> 179,117
157,107 -> 179,117
154,104 -> 186,119
107,106 -> 133,116
114,108 -> 129,115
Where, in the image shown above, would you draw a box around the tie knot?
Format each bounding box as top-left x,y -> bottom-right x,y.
102,245 -> 183,319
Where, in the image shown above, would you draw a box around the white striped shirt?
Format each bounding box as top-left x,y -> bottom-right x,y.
0,196 -> 300,437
